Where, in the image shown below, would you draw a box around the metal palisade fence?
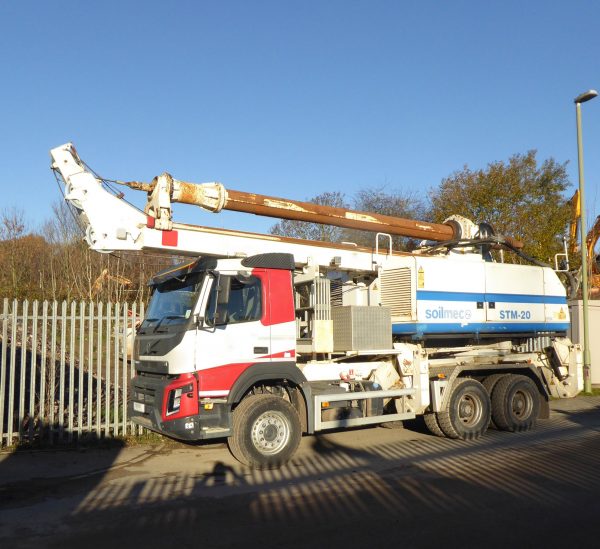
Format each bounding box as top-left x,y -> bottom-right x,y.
0,298 -> 146,447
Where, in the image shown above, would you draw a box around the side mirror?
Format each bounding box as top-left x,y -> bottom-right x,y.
204,272 -> 230,327
217,275 -> 231,305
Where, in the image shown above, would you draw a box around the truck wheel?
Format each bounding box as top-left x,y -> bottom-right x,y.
491,375 -> 540,432
228,394 -> 301,469
437,378 -> 491,440
482,374 -> 508,429
424,413 -> 445,437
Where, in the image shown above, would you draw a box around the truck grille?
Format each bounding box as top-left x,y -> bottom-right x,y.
132,380 -> 157,408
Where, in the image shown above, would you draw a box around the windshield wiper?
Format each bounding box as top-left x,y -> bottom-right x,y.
137,318 -> 159,334
153,315 -> 185,333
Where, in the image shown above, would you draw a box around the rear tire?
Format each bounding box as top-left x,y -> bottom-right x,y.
437,378 -> 491,440
424,413 -> 445,437
482,374 -> 508,429
228,394 -> 301,469
491,375 -> 540,432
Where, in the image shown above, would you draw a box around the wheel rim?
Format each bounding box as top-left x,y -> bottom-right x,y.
251,410 -> 291,455
458,393 -> 482,426
511,389 -> 533,419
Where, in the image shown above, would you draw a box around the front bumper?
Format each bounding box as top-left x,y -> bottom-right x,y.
129,373 -> 231,441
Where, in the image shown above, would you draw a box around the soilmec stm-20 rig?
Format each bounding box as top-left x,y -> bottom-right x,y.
51,143 -> 582,468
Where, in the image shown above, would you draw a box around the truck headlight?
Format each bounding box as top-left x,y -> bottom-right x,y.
166,383 -> 194,415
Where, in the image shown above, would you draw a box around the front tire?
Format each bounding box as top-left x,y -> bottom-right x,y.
491,375 -> 540,432
437,378 -> 491,440
228,394 -> 301,469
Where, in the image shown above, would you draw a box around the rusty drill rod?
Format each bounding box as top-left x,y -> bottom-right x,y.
220,188 -> 525,248
126,176 -> 523,246
179,181 -> 454,241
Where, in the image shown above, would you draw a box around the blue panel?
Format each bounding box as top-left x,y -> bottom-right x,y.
417,291 -> 485,302
485,293 -> 566,305
392,321 -> 570,336
416,290 -> 566,305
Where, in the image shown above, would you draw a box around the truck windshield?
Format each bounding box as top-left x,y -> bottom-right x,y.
141,273 -> 203,331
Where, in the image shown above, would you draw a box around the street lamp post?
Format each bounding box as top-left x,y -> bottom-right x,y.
574,89 -> 597,394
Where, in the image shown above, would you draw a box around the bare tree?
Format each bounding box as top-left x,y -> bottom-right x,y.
269,187 -> 425,252
0,207 -> 28,297
348,186 -> 425,250
269,191 -> 349,242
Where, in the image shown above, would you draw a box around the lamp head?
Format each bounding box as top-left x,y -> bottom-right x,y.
575,90 -> 598,104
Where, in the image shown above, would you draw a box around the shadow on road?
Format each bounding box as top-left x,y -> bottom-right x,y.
1,404 -> 598,548
0,435 -> 125,544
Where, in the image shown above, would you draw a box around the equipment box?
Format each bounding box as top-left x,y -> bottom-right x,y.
332,306 -> 392,352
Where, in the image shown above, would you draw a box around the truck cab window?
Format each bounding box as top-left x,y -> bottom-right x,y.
141,273 -> 203,332
207,275 -> 262,326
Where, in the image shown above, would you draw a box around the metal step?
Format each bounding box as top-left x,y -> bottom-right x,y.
201,426 -> 232,439
313,387 -> 417,431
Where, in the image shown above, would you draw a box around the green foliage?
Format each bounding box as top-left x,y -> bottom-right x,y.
428,151 -> 571,263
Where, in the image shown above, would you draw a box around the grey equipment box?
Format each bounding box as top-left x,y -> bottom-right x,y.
332,306 -> 392,352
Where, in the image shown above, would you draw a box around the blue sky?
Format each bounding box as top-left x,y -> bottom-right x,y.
1,0 -> 599,235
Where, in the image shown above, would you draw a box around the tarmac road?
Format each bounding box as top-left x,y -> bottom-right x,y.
1,397 -> 600,549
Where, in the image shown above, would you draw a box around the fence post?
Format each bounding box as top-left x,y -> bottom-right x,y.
40,301 -> 48,442
105,302 -> 112,438
68,301 -> 76,442
58,301 -> 67,441
122,302 -> 129,436
8,299 -> 18,446
96,302 -> 103,438
130,302 -> 137,435
49,300 -> 58,444
113,302 -> 120,437
29,300 -> 39,443
0,298 -> 8,447
138,301 -> 145,435
88,301 -> 94,435
18,299 -> 29,442
78,301 -> 85,439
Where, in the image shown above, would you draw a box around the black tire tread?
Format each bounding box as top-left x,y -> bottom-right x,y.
482,373 -> 510,429
424,413 -> 445,437
482,373 -> 507,396
437,378 -> 491,440
437,408 -> 460,439
491,374 -> 540,432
